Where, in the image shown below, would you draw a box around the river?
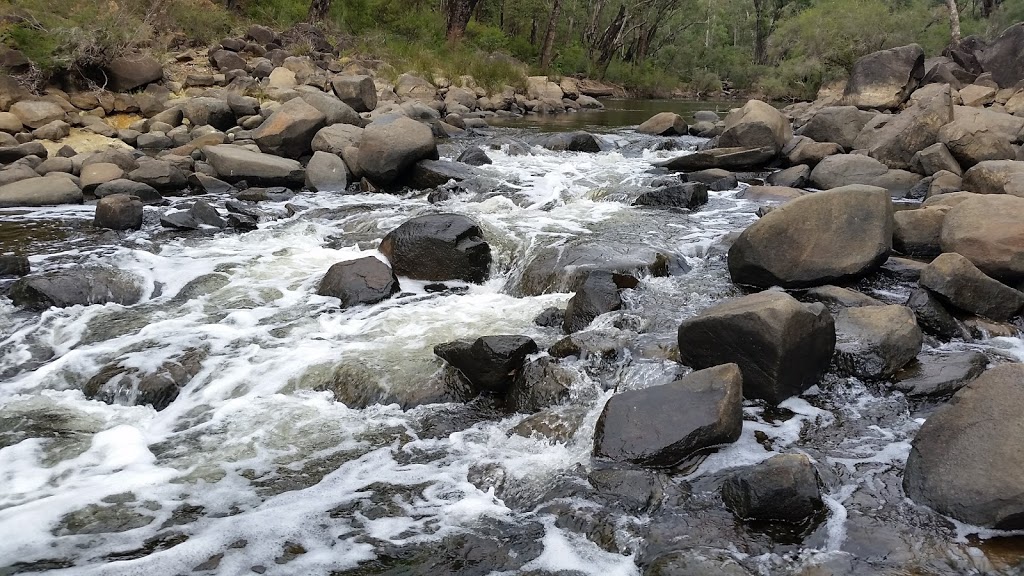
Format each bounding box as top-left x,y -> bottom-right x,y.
1,105 -> 1023,575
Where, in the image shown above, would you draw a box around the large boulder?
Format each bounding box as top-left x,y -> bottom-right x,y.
10,100 -> 64,129
637,112 -> 688,136
654,146 -> 777,171
514,242 -> 682,296
893,206 -> 946,258
298,91 -> 361,126
795,106 -> 876,150
976,22 -> 1024,88
952,106 -> 1024,141
311,123 -> 363,155
531,131 -> 602,153
718,99 -> 792,153
809,154 -> 921,196
920,252 -> 1024,321
940,194 -> 1024,281
357,115 -> 437,185
378,213 -> 491,283
305,151 -> 348,192
395,74 -> 437,100
842,44 -> 925,110
892,351 -> 988,397
856,84 -> 954,171
721,454 -> 824,523
182,98 -> 234,131
434,335 -> 538,394
633,182 -> 708,210
961,160 -> 1024,196
9,267 -> 144,310
728,185 -> 894,288
938,117 -> 1017,167
593,364 -> 743,467
677,291 -> 835,404
316,256 -> 399,308
202,145 -> 305,187
783,136 -> 843,167
904,363 -> 1024,528
0,175 -> 82,207
253,97 -> 326,159
408,159 -> 477,189
128,160 -> 187,192
94,194 -> 143,231
911,142 -> 962,176
104,54 -> 163,92
526,76 -> 564,101
832,305 -> 923,380
905,288 -> 971,341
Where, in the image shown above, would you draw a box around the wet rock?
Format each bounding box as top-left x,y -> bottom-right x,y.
795,105 -> 877,149
94,194 -> 143,231
316,256 -> 399,308
842,44 -> 925,110
357,115 -> 438,185
515,242 -> 683,296
203,144 -> 305,187
904,363 -> 1024,528
856,84 -> 954,171
905,288 -> 971,341
0,175 -> 82,208
767,165 -> 810,188
833,305 -> 923,380
159,211 -> 200,230
10,267 -> 144,310
0,255 -> 30,277
588,467 -> 666,512
54,503 -> 154,536
685,168 -> 739,190
721,454 -> 823,523
510,406 -> 588,443
728,185 -> 894,289
634,182 -> 709,210
960,159 -> 1024,195
531,131 -> 602,152
809,154 -> 921,196
95,179 -> 163,204
593,363 -> 743,467
408,159 -> 477,189
638,112 -> 688,136
563,270 -> 636,333
533,307 -> 564,328
305,151 -> 348,192
83,349 -> 205,410
678,291 -> 835,404
893,207 -> 946,258
940,194 -> 1024,282
10,100 -> 65,129
919,252 -> 1024,321
801,285 -> 883,311
434,335 -> 538,395
719,99 -> 792,153
506,356 -> 574,413
644,550 -> 753,576
253,97 -> 326,159
378,213 -> 491,283
892,351 -> 988,397
190,200 -> 226,228
456,146 -> 492,166
655,146 -> 777,171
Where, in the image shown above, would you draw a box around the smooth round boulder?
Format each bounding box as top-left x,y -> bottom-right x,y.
809,154 -> 921,195
305,151 -> 349,192
316,256 -> 399,308
637,112 -> 688,136
678,291 -> 835,404
94,194 -> 143,231
940,194 -> 1024,282
795,105 -> 876,150
904,363 -> 1024,528
94,179 -> 163,204
728,185 -> 894,289
378,213 -> 491,283
356,115 -> 437,185
104,54 -> 163,92
593,363 -> 743,467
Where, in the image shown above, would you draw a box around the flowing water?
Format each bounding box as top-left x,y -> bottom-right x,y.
2,116 -> 1024,576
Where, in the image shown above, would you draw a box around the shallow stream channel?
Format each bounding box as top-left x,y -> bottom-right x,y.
2,102 -> 1024,575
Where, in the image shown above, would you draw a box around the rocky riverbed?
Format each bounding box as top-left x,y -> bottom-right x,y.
4,21 -> 1024,576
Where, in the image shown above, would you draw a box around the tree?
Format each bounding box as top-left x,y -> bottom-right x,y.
446,0 -> 484,42
946,0 -> 962,45
540,0 -> 563,70
308,0 -> 332,22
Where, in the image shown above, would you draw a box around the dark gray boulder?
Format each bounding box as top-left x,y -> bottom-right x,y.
434,335 -> 539,395
654,146 -> 777,171
721,454 -> 824,523
95,179 -> 163,204
677,291 -> 835,404
633,182 -> 709,210
977,22 -> 1024,88
457,146 -> 492,166
182,97 -> 235,131
317,256 -> 400,308
408,159 -> 477,189
832,305 -> 923,380
514,242 -> 684,297
531,131 -> 602,153
767,165 -> 810,188
892,351 -> 988,397
10,267 -> 144,310
506,356 -> 574,413
919,252 -> 1024,321
728,185 -> 894,289
94,194 -> 143,231
904,363 -> 1024,528
809,154 -> 921,196
795,105 -> 876,150
906,288 -> 971,341
331,75 -> 377,113
593,363 -> 743,467
562,270 -> 637,333
0,255 -> 30,277
378,213 -> 491,283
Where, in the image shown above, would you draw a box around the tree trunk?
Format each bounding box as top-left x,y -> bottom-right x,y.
540,0 -> 563,70
308,0 -> 332,23
947,0 -> 963,45
446,0 -> 482,42
595,4 -> 627,77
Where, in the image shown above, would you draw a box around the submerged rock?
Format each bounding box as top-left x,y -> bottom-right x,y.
531,131 -> 602,152
317,257 -> 400,308
678,291 -> 835,404
904,363 -> 1024,529
563,270 -> 636,333
378,213 -> 491,283
721,454 -> 824,523
654,146 -> 777,171
434,335 -> 539,395
892,351 -> 988,397
514,242 -> 684,296
83,349 -> 205,411
593,363 -> 743,467
905,288 -> 971,341
10,267 -> 144,310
